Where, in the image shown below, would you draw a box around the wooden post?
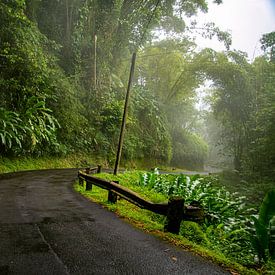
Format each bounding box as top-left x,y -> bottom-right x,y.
79,177 -> 84,186
86,180 -> 93,191
94,34 -> 97,90
97,165 -> 102,174
108,181 -> 119,203
164,197 -> 184,234
85,167 -> 91,174
114,53 -> 137,175
184,201 -> 204,222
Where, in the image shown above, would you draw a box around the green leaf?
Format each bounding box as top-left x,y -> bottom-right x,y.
259,190 -> 275,226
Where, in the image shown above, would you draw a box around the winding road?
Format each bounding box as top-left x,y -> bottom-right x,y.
0,169 -> 229,274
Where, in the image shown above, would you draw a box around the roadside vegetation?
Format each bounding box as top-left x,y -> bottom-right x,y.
76,169 -> 275,274
0,155 -> 98,174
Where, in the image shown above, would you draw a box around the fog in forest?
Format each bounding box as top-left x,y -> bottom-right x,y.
1,0 -> 275,270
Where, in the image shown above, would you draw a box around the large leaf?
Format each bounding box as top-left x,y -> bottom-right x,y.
259,190 -> 275,226
251,216 -> 269,259
251,190 -> 275,261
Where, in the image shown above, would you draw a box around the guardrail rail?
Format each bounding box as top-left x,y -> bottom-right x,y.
78,166 -> 203,234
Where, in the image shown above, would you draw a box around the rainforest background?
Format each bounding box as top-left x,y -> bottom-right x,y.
1,0 -> 275,179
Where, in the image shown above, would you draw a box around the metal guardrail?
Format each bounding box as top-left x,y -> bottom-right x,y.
78,166 -> 203,234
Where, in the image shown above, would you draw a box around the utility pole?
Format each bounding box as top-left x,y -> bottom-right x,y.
94,34 -> 97,90
114,52 -> 137,175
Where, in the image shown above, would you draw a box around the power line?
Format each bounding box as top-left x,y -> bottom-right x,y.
136,0 -> 161,50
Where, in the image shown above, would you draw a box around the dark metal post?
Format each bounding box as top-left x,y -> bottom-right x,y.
114,52 -> 136,175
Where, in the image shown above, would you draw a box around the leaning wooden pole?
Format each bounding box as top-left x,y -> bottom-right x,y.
114,52 -> 137,175
94,34 -> 97,90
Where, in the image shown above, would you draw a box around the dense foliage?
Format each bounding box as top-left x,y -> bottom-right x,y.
1,1 -> 274,190
196,49 -> 275,177
0,0 -> 220,168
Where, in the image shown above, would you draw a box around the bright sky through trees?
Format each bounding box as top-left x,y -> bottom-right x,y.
196,0 -> 275,60
195,0 -> 275,111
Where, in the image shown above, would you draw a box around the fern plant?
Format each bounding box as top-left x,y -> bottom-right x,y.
0,107 -> 26,149
0,97 -> 60,154
24,96 -> 60,148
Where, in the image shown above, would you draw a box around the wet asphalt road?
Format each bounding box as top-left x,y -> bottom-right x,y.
0,169 -> 229,275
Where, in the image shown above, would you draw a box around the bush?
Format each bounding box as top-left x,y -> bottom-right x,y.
124,86 -> 172,163
0,2 -> 88,156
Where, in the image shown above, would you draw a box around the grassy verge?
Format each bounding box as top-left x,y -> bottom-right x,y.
0,155 -> 191,175
74,171 -> 258,275
0,154 -> 101,174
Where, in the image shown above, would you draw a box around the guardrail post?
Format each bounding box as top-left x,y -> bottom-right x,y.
97,165 -> 102,174
164,197 -> 184,234
86,180 -> 93,191
184,201 -> 204,222
85,167 -> 91,174
108,181 -> 119,203
79,177 -> 84,186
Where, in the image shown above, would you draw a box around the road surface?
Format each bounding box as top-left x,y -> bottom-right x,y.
0,169 -> 229,274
